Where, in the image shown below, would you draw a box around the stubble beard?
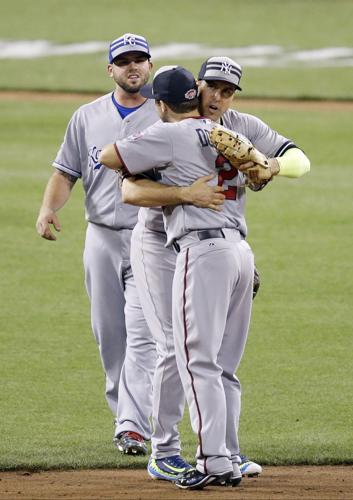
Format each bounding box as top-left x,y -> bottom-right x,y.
118,81 -> 140,94
117,72 -> 150,94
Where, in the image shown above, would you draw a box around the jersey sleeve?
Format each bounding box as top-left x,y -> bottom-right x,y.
227,110 -> 296,159
115,122 -> 173,175
52,110 -> 82,178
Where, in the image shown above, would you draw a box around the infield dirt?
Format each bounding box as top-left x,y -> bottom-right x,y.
1,466 -> 353,499
1,90 -> 353,112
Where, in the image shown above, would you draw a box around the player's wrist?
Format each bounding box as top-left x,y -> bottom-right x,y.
39,206 -> 56,216
179,186 -> 193,204
269,158 -> 280,177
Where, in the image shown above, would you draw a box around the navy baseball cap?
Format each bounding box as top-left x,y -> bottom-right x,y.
198,56 -> 242,90
140,66 -> 198,104
109,33 -> 150,63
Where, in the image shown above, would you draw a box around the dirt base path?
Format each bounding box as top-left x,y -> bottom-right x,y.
1,90 -> 353,111
1,467 -> 352,500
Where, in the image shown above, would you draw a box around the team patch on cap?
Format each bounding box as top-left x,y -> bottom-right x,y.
123,34 -> 137,46
109,33 -> 150,63
185,88 -> 197,100
140,65 -> 198,104
198,56 -> 243,90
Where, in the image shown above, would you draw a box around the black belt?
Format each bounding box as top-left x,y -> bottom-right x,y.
197,229 -> 225,240
173,229 -> 225,253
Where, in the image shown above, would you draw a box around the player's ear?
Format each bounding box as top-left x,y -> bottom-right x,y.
148,59 -> 153,71
107,64 -> 114,78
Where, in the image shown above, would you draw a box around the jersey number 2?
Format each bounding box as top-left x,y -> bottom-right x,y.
216,155 -> 238,200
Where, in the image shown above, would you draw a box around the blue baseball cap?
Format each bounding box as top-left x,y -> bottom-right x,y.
140,66 -> 198,104
198,56 -> 242,90
109,33 -> 150,63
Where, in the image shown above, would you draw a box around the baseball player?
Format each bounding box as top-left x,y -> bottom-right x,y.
99,65 -> 263,489
113,57 -> 309,481
35,33 -> 225,455
35,33 -> 159,455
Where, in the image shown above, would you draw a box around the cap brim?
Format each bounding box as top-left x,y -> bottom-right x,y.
140,83 -> 155,99
110,49 -> 151,63
202,76 -> 241,91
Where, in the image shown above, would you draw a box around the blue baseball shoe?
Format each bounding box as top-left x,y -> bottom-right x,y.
239,455 -> 262,477
148,455 -> 192,481
114,431 -> 148,456
175,468 -> 232,490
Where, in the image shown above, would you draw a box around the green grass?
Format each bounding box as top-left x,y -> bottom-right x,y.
1,0 -> 352,46
1,0 -> 353,98
240,108 -> 353,463
1,0 -> 352,469
0,97 -> 352,469
2,58 -> 353,100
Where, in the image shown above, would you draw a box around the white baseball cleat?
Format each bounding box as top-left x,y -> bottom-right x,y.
239,455 -> 263,477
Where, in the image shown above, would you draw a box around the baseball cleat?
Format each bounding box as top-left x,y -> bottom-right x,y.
231,462 -> 243,486
175,468 -> 232,490
148,455 -> 192,481
114,431 -> 148,456
215,463 -> 242,487
239,455 -> 262,477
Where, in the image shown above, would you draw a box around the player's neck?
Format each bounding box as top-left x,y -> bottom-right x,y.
167,110 -> 199,123
114,88 -> 146,108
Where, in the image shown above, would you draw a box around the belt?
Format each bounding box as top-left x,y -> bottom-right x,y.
89,221 -> 133,232
173,229 -> 225,253
197,229 -> 225,240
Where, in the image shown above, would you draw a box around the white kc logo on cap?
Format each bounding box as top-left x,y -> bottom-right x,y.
124,34 -> 136,45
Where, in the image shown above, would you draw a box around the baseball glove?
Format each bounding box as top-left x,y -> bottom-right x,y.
253,266 -> 260,299
209,124 -> 272,186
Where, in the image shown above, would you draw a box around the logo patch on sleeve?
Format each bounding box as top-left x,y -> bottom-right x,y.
129,131 -> 145,141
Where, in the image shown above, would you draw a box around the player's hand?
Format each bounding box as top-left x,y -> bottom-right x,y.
184,174 -> 225,211
238,158 -> 280,184
36,209 -> 61,241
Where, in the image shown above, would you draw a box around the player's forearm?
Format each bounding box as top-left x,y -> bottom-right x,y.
276,148 -> 310,178
122,178 -> 188,207
100,144 -> 123,170
39,170 -> 75,213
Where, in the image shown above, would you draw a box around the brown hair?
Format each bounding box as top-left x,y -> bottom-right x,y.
160,97 -> 199,114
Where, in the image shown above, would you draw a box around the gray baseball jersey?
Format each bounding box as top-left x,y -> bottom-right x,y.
54,93 -> 158,439
117,116 -> 254,473
54,93 -> 158,229
137,109 -> 295,233
221,108 -> 295,156
128,111 -> 294,461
